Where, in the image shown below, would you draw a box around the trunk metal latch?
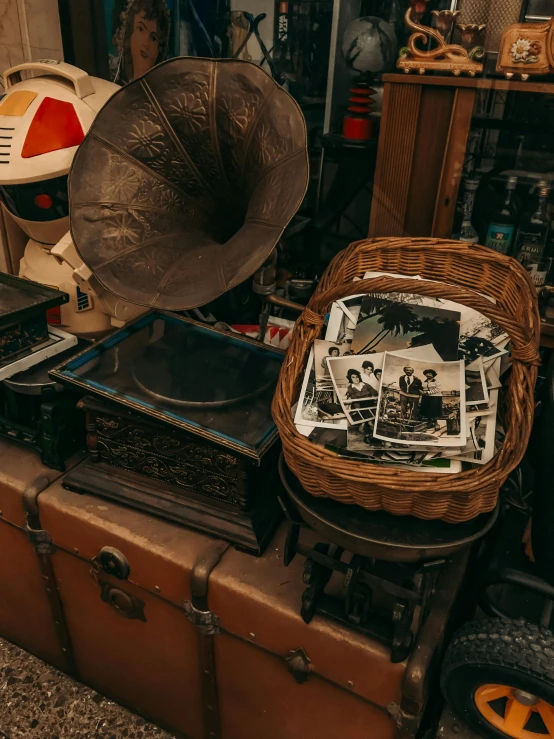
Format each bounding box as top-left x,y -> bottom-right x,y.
183,601 -> 221,636
285,648 -> 312,684
91,546 -> 131,580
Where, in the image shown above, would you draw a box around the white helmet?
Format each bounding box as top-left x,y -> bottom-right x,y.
0,61 -> 118,243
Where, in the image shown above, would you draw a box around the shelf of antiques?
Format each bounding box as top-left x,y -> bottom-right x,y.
369,73 -> 554,242
1,3 -> 554,738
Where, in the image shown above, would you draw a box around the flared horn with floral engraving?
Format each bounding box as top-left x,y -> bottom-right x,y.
69,57 -> 308,310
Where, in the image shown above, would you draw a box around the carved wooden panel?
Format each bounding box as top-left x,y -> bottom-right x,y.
369,82 -> 422,238
91,411 -> 247,508
368,77 -> 477,240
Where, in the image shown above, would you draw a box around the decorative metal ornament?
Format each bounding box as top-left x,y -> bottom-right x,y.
69,57 -> 309,311
459,178 -> 480,244
397,8 -> 484,76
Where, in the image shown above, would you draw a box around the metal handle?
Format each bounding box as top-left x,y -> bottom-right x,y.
91,546 -> 131,581
4,61 -> 95,98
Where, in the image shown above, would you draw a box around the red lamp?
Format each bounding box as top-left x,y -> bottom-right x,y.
342,83 -> 377,141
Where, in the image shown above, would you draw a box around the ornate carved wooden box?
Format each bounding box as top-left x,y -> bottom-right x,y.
50,311 -> 284,554
497,19 -> 554,79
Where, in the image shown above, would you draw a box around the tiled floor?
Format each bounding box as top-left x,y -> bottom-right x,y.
0,638 -> 176,739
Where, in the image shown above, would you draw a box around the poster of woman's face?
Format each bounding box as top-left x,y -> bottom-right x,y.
107,0 -> 175,84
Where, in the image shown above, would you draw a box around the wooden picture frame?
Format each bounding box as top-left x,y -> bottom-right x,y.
58,0 -> 180,84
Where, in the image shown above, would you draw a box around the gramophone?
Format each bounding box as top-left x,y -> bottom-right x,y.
50,57 -> 309,554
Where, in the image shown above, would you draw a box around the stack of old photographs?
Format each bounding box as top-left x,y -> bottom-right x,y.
293,272 -> 510,474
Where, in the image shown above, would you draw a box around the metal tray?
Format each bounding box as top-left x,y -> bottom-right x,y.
0,272 -> 69,329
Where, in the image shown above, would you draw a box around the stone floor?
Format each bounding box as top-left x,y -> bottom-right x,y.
0,636 -> 483,739
0,638 -> 176,739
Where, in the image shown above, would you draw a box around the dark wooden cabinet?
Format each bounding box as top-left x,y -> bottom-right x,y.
369,74 -> 554,240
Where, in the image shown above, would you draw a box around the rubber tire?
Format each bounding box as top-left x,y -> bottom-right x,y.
441,616 -> 554,739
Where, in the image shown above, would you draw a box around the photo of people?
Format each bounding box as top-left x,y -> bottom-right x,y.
374,354 -> 466,447
327,354 -> 379,425
419,369 -> 444,430
107,0 -> 175,85
398,365 -> 423,418
313,340 -> 348,384
294,350 -> 348,430
351,297 -> 461,360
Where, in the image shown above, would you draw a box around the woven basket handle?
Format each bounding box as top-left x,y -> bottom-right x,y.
304,275 -> 540,366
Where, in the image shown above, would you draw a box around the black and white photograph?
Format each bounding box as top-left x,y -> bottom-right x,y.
465,357 -> 489,406
344,426 -> 463,472
325,295 -> 364,344
327,343 -> 447,426
351,296 -> 461,360
347,422 -> 442,456
467,386 -> 499,415
294,351 -> 348,430
359,273 -> 455,310
485,358 -> 502,391
327,354 -> 380,425
458,309 -> 509,365
307,426 -> 348,451
313,340 -> 350,384
374,354 -> 466,447
453,412 -> 496,465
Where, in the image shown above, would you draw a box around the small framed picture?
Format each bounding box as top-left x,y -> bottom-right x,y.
105,0 -> 179,84
58,0 -> 179,83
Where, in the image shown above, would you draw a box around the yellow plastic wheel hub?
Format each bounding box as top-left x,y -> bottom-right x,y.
475,684 -> 554,738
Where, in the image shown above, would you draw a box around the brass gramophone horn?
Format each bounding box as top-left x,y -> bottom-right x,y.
69,57 -> 308,310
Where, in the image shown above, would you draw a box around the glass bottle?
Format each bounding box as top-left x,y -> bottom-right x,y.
459,177 -> 480,244
485,176 -> 519,254
516,181 -> 551,267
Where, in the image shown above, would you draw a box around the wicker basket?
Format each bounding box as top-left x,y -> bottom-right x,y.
272,237 -> 541,523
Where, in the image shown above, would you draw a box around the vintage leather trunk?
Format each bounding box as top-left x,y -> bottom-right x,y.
0,441 -> 83,671
0,437 -> 468,739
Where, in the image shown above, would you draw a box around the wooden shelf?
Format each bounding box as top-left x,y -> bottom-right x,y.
382,73 -> 554,95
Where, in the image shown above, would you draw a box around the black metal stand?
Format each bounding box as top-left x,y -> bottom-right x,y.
0,346 -> 85,470
278,454 -> 498,663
